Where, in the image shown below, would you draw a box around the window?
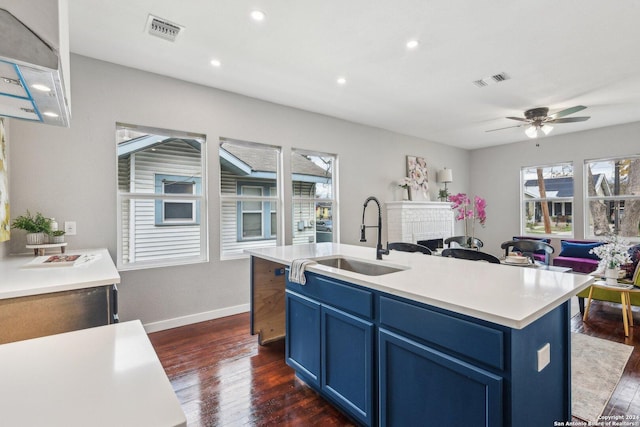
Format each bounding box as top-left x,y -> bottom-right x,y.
219,138 -> 282,259
238,183 -> 276,240
584,155 -> 640,239
116,123 -> 207,269
154,174 -> 201,225
521,163 -> 573,237
292,149 -> 338,244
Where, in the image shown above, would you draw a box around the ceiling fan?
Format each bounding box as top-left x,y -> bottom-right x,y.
487,105 -> 590,138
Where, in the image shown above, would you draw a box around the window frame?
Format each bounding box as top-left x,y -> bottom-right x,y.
291,148 -> 339,245
116,123 -> 208,270
520,162 -> 574,238
219,138 -> 283,260
583,154 -> 640,240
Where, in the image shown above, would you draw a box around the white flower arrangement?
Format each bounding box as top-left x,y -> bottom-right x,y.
590,234 -> 632,270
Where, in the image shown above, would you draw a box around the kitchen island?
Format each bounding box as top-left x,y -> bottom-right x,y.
0,320 -> 186,427
247,243 -> 595,427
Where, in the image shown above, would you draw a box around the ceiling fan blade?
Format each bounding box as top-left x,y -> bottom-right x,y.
505,116 -> 529,122
485,124 -> 525,132
549,105 -> 587,119
546,116 -> 590,124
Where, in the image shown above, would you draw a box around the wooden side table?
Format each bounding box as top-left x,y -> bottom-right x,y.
583,280 -> 639,337
25,242 -> 67,256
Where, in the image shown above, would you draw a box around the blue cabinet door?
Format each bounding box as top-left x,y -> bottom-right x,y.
322,305 -> 375,427
285,290 -> 321,387
379,329 -> 503,427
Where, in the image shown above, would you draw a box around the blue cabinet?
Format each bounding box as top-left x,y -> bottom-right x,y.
285,270 -> 571,427
285,291 -> 321,387
286,289 -> 375,426
322,305 -> 374,426
379,328 -> 502,427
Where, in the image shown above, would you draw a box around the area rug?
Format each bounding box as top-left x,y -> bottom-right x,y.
572,332 -> 633,423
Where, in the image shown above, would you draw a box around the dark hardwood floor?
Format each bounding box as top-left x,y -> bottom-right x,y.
149,300 -> 640,426
149,312 -> 355,426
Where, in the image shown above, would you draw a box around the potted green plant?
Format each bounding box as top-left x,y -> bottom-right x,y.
11,210 -> 52,245
49,229 -> 66,244
438,188 -> 450,202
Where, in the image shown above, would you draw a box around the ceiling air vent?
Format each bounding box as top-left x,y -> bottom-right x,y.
473,72 -> 511,88
145,14 -> 184,42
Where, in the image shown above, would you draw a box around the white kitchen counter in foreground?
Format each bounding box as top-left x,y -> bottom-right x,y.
246,242 -> 595,329
0,320 -> 186,427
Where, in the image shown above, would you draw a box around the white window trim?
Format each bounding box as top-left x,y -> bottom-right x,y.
116,124 -> 208,271
583,154 -> 640,241
519,162 -> 574,239
291,148 -> 339,244
219,139 -> 283,260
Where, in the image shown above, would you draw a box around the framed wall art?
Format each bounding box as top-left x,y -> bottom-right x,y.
406,155 -> 429,201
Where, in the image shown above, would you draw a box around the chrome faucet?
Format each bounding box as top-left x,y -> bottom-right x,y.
360,196 -> 389,260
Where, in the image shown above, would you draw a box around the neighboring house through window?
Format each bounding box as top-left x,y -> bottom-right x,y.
238,182 -> 276,240
116,123 -> 207,269
219,138 -> 283,259
521,162 -> 574,237
585,155 -> 640,239
155,174 -> 201,225
291,149 -> 338,245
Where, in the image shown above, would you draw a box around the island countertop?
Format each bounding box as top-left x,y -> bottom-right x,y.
0,320 -> 186,427
246,242 -> 595,329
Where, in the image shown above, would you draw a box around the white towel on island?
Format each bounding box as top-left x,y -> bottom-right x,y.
289,259 -> 317,285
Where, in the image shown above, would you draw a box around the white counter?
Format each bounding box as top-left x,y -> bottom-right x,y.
246,243 -> 595,329
0,248 -> 120,300
0,320 -> 186,427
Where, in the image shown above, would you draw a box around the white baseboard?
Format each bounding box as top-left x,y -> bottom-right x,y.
142,303 -> 250,333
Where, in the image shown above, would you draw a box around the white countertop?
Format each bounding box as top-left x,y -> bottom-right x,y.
0,320 -> 186,427
246,243 -> 595,329
0,248 -> 120,300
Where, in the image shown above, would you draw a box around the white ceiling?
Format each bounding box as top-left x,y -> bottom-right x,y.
68,0 -> 640,149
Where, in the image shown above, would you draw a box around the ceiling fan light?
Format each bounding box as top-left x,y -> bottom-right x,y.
525,125 -> 538,138
541,125 -> 553,135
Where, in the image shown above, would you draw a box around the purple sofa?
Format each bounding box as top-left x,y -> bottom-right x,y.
552,240 -> 602,274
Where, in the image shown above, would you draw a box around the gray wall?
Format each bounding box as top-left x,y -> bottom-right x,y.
469,122 -> 640,257
5,54 -> 468,329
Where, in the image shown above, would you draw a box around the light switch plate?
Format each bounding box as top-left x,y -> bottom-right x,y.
537,343 -> 551,372
64,221 -> 77,236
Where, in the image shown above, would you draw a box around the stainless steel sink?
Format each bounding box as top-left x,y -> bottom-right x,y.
314,256 -> 406,276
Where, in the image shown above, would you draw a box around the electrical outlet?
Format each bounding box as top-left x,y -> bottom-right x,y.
64,221 -> 77,236
537,343 -> 551,372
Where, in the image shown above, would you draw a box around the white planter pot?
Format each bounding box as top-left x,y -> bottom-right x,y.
49,235 -> 65,244
605,267 -> 620,286
25,232 -> 45,245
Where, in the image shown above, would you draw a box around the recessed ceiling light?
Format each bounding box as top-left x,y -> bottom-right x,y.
250,10 -> 266,21
406,40 -> 420,49
31,84 -> 51,92
43,111 -> 59,118
336,77 -> 347,85
210,59 -> 221,67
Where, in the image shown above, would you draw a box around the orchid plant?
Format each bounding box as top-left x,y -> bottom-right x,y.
590,234 -> 632,271
449,193 -> 487,247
